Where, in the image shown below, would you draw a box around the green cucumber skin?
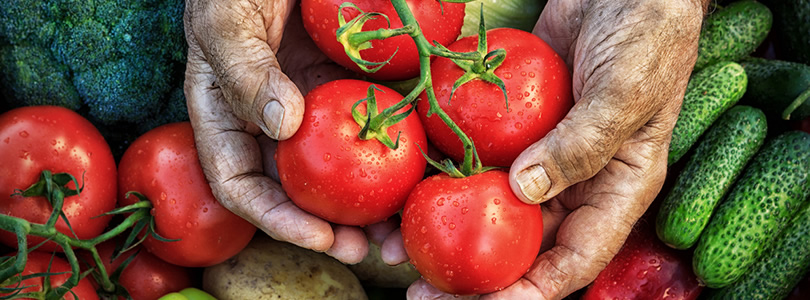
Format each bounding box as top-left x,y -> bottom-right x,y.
694,0 -> 772,70
739,57 -> 810,120
657,105 -> 767,250
668,61 -> 748,166
693,131 -> 810,289
708,201 -> 810,300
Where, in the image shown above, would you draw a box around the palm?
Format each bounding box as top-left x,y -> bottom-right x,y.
276,6 -> 357,94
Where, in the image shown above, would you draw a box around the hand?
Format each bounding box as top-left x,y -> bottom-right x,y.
404,0 -> 709,298
183,0 -> 389,264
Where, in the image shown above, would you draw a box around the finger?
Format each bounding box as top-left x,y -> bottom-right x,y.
326,225 -> 369,264
488,89 -> 681,300
406,279 -> 479,300
364,217 -> 401,246
511,0 -> 703,204
188,0 -> 303,140
380,228 -> 408,266
184,21 -> 334,252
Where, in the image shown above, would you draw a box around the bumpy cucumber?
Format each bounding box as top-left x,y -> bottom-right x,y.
694,0 -> 772,70
657,105 -> 767,250
693,130 -> 810,288
740,57 -> 810,120
708,200 -> 810,300
668,61 -> 748,166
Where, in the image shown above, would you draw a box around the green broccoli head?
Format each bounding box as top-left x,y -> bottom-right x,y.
2,0 -> 188,130
0,44 -> 82,110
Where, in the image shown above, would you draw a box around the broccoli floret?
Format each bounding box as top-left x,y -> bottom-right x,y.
1,0 -> 188,134
0,44 -> 82,109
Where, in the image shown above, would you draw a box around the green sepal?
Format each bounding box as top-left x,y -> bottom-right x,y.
336,3 -> 398,73
352,85 -> 417,150
443,5 -> 508,109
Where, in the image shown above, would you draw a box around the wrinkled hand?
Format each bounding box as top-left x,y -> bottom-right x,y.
404,0 -> 708,299
183,0 -> 394,264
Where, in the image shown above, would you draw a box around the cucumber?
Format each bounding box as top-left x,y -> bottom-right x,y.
694,0 -> 772,71
657,105 -> 767,250
693,130 -> 810,288
668,61 -> 747,166
708,201 -> 810,300
739,57 -> 810,121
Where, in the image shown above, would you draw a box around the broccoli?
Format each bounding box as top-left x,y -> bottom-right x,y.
0,0 -> 188,145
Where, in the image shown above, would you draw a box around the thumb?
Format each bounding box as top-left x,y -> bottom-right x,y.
188,0 -> 303,140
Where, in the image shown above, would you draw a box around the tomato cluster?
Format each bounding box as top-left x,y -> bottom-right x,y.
282,1 -> 574,295
0,107 -> 256,299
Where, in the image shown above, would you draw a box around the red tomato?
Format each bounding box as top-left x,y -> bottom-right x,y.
81,239 -> 192,300
1,251 -> 99,300
117,122 -> 256,267
418,28 -> 573,167
401,170 -> 543,295
581,220 -> 703,300
0,106 -> 117,252
276,79 -> 427,226
301,0 -> 465,81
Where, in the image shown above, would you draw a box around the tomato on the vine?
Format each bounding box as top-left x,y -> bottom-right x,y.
276,79 -> 427,226
301,0 -> 465,81
0,106 -> 117,252
418,28 -> 573,167
81,239 -> 193,300
117,122 -> 256,267
1,251 -> 99,300
401,170 -> 543,295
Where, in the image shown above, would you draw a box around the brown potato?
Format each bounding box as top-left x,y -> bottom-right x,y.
203,234 -> 367,300
348,242 -> 421,288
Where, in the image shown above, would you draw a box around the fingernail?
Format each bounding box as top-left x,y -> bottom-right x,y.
263,100 -> 285,139
516,164 -> 551,204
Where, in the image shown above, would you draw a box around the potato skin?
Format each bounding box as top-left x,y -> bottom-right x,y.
203,234 -> 368,300
348,242 -> 420,288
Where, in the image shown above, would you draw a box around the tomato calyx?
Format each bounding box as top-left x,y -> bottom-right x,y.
12,171 -> 84,236
351,85 -> 418,149
439,8 -> 508,110
336,3 -> 413,73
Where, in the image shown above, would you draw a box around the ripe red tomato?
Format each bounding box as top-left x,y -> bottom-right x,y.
581,221 -> 703,300
401,170 -> 543,295
81,239 -> 192,300
117,122 -> 256,267
301,0 -> 465,81
2,251 -> 99,300
417,28 -> 573,167
276,79 -> 427,226
0,106 -> 117,252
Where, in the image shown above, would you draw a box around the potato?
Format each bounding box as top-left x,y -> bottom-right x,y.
348,242 -> 421,288
203,234 -> 367,300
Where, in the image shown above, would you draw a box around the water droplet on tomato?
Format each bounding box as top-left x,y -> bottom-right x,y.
503,72 -> 512,79
202,207 -> 208,213
493,198 -> 501,205
420,243 -> 431,253
18,131 -> 28,138
420,226 -> 427,234
441,216 -> 447,224
528,72 -> 536,78
452,201 -> 459,207
461,207 -> 469,214
185,222 -> 192,228
160,192 -> 167,201
448,223 -> 456,230
514,122 -> 523,130
3,137 -> 9,144
491,217 -> 497,224
436,198 -> 445,206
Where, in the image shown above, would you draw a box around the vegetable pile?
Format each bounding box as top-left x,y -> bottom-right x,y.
3,0 -> 810,299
